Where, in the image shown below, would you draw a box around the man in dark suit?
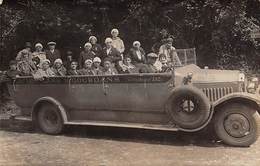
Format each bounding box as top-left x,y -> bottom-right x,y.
127,41 -> 146,65
102,37 -> 122,65
45,41 -> 61,66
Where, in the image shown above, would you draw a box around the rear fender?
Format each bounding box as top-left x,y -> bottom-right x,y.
31,97 -> 68,123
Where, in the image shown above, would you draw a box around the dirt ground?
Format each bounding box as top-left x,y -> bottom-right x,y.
1,119 -> 260,166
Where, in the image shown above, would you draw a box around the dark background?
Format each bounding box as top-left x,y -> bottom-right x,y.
0,0 -> 259,72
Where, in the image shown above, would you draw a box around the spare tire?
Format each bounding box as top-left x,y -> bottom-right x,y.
166,85 -> 211,129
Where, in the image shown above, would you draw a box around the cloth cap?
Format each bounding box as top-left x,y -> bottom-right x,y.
147,53 -> 158,58
85,59 -> 93,64
105,37 -> 113,43
42,59 -> 51,64
9,60 -> 17,66
84,42 -> 92,48
25,42 -> 32,48
35,43 -> 43,48
47,41 -> 56,46
54,58 -> 63,64
21,49 -> 29,55
66,51 -> 73,55
166,37 -> 173,43
111,28 -> 119,34
103,57 -> 112,63
133,41 -> 141,47
93,57 -> 101,63
89,36 -> 97,42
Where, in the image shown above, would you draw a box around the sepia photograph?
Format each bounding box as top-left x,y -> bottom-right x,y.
0,0 -> 260,165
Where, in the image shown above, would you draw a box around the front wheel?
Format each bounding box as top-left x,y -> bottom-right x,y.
214,103 -> 260,147
37,103 -> 63,135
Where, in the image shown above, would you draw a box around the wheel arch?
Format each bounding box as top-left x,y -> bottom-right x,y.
31,96 -> 68,123
213,93 -> 260,113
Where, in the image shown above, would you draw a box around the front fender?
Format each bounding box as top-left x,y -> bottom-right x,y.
212,92 -> 260,110
31,96 -> 68,123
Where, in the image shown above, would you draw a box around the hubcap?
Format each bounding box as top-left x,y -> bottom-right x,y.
44,109 -> 58,126
224,114 -> 250,138
181,99 -> 195,112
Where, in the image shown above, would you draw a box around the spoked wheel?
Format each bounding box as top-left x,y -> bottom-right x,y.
37,103 -> 63,135
214,103 -> 260,147
166,86 -> 211,129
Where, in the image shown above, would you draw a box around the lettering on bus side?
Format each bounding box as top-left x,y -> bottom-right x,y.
14,75 -> 172,84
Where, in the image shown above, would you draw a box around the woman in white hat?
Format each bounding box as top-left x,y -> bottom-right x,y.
32,43 -> 46,67
51,58 -> 67,76
33,59 -> 55,80
111,28 -> 125,54
78,59 -> 95,75
127,41 -> 146,66
78,42 -> 95,69
92,57 -> 103,75
89,36 -> 103,57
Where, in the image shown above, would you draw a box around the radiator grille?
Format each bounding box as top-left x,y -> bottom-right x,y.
202,87 -> 233,102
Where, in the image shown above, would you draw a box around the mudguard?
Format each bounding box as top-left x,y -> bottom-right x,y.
32,96 -> 68,123
212,92 -> 260,110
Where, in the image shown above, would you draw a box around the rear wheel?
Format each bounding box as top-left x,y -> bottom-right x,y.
37,103 -> 63,135
214,103 -> 260,147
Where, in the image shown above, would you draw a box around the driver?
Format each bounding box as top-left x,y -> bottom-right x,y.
159,37 -> 182,67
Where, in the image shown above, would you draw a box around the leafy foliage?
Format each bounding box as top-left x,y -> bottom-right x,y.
0,0 -> 259,73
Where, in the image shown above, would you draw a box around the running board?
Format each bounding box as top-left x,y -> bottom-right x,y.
65,120 -> 179,131
11,116 -> 179,131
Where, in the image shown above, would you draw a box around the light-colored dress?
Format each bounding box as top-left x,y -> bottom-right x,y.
112,37 -> 125,54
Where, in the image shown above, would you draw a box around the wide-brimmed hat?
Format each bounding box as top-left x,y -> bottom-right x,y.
47,41 -> 56,46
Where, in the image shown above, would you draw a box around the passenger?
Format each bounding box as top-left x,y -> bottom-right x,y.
154,53 -> 167,72
159,37 -> 182,67
78,59 -> 95,75
120,56 -> 137,74
45,41 -> 61,66
127,41 -> 146,66
111,28 -> 125,54
51,58 -> 67,76
139,53 -> 158,73
63,51 -> 74,70
32,56 -> 41,69
102,58 -> 118,75
160,59 -> 173,73
16,42 -> 33,62
67,61 -> 79,75
92,57 -> 103,75
32,43 -> 46,68
5,60 -> 21,79
17,50 -> 37,76
102,38 -> 122,67
33,59 -> 55,80
78,42 -> 95,69
89,36 -> 103,58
